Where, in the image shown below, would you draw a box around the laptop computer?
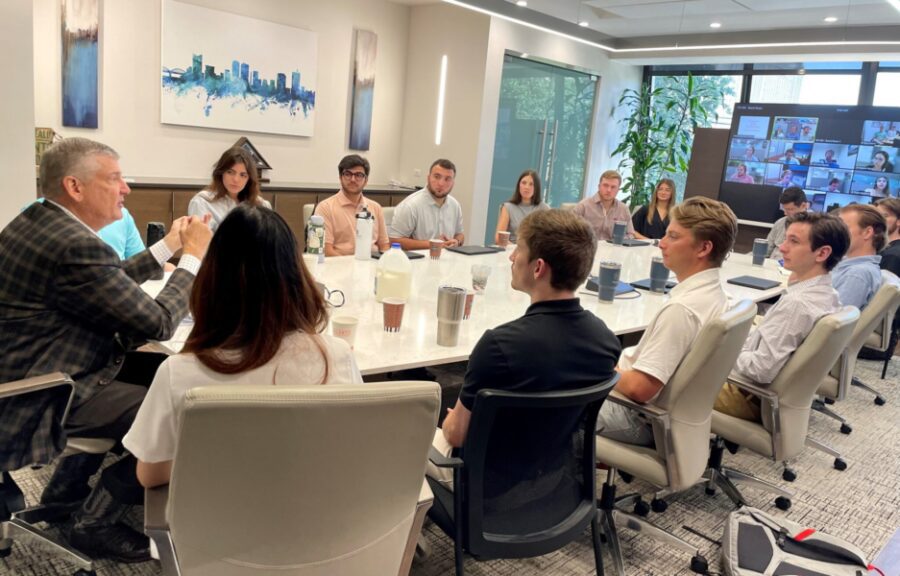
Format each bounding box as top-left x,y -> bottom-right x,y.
727,275 -> 781,290
371,250 -> 425,260
445,245 -> 505,256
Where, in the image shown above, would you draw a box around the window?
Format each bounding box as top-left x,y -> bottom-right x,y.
749,74 -> 861,105
874,72 -> 900,107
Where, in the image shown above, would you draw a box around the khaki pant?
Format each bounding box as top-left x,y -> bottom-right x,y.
714,382 -> 762,422
425,429 -> 455,488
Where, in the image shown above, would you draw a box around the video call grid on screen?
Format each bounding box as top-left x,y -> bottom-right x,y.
720,103 -> 900,223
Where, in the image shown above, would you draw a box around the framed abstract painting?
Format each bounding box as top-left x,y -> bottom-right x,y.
160,0 -> 318,137
349,29 -> 377,151
62,0 -> 99,128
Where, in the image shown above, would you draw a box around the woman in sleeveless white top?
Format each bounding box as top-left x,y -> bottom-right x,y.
123,205 -> 361,488
494,169 -> 550,244
188,147 -> 271,232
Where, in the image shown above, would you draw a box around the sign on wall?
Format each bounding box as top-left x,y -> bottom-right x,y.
160,0 -> 318,137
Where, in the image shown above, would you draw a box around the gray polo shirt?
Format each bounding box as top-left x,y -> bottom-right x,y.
388,188 -> 464,240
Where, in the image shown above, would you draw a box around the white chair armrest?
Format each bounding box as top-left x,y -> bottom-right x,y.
606,390 -> 668,419
0,372 -> 74,400
725,372 -> 778,401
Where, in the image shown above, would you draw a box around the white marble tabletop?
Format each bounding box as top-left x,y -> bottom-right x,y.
142,243 -> 787,375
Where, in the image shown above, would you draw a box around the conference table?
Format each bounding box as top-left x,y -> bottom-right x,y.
143,242 -> 787,376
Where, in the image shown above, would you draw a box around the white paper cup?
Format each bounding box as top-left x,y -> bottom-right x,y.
331,316 -> 359,348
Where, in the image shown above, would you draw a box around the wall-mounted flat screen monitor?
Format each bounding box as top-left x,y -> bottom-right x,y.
719,104 -> 900,223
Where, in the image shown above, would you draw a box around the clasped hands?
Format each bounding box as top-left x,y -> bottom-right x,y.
162,214 -> 213,259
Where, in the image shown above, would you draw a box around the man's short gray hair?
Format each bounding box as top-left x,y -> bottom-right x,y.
39,138 -> 119,199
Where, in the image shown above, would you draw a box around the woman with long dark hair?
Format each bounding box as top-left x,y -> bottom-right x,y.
494,169 -> 550,244
188,147 -> 272,231
123,205 -> 361,487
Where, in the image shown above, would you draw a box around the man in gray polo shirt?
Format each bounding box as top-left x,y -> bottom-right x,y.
389,158 -> 465,249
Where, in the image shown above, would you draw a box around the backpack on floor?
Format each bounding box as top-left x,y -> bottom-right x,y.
722,507 -> 883,576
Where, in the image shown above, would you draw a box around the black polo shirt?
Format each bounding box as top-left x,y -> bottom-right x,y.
881,239 -> 900,279
459,298 -> 620,505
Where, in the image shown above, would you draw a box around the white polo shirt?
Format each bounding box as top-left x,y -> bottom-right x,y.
618,267 -> 728,391
388,188 -> 464,240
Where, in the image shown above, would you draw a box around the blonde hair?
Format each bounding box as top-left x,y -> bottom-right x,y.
599,170 -> 622,184
670,197 -> 737,267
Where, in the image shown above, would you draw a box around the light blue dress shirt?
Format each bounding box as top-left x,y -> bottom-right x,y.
832,254 -> 882,310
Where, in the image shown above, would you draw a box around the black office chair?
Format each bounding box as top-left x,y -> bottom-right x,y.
426,376 -> 619,576
0,373 -> 111,576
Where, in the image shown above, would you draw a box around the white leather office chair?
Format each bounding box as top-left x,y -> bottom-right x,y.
302,203 -> 315,232
708,307 -> 859,510
560,202 -> 578,212
0,373 -> 115,576
144,381 -> 440,576
595,299 -> 757,576
814,274 -> 900,433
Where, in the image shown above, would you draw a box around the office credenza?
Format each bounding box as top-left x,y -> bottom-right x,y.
122,178 -> 416,250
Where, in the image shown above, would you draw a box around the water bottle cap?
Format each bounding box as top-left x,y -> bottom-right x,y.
391,242 -> 401,249
310,215 -> 325,225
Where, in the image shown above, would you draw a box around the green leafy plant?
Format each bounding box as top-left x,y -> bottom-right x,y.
612,74 -> 734,208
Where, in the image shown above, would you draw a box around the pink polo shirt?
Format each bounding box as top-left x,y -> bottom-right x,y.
314,190 -> 389,256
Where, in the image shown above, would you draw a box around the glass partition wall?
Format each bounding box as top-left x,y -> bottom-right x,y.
484,54 -> 597,245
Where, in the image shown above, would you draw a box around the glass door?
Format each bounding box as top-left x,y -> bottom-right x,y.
485,54 -> 598,244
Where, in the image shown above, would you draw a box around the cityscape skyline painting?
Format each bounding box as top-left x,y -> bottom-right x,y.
349,29 -> 377,150
62,0 -> 99,128
161,0 -> 318,137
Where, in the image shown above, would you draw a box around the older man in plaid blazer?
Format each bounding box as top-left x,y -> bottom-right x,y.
0,138 -> 211,562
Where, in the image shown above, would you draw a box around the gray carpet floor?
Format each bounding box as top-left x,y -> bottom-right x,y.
3,358 -> 898,576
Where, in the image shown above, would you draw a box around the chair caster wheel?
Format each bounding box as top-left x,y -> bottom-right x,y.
823,397 -> 835,405
650,498 -> 668,513
690,554 -> 709,574
617,470 -> 634,483
74,571 -> 96,576
782,468 -> 797,482
834,458 -> 847,471
840,423 -> 852,435
633,498 -> 650,517
775,496 -> 791,511
875,396 -> 886,406
705,487 -> 716,496
0,547 -> 11,559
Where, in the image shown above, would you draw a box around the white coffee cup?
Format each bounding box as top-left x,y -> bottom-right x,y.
331,316 -> 359,348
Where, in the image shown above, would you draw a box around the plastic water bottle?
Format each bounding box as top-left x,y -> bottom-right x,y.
307,214 -> 325,264
355,206 -> 374,261
375,243 -> 412,303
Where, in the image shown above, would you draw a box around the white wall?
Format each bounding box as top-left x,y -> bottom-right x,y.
397,5 -> 642,243
397,4 -> 491,242
1,0 -> 36,228
32,0 -> 411,184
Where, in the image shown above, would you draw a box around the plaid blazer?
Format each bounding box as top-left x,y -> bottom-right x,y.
0,201 -> 193,469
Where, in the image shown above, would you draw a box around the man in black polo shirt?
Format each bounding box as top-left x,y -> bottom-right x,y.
427,209 -> 621,484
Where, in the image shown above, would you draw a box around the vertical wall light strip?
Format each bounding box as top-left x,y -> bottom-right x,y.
435,55 -> 448,146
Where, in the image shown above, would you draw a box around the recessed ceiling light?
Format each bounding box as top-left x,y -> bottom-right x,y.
709,22 -> 722,28
824,16 -> 838,23
516,0 -> 527,6
888,0 -> 900,13
579,20 -> 589,27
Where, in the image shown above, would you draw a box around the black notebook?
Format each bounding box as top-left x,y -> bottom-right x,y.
727,275 -> 781,290
629,278 -> 677,293
371,250 -> 425,260
620,239 -> 652,247
445,245 -> 505,256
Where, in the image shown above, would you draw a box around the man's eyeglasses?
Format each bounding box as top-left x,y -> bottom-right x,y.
341,171 -> 367,181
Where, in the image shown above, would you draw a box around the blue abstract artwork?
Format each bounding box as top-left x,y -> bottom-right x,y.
62,0 -> 99,129
161,0 -> 317,137
349,30 -> 377,151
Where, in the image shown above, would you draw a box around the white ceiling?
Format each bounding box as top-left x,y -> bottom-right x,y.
511,0 -> 900,38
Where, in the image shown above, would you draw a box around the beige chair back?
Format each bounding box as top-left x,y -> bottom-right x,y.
765,307 -> 859,460
166,381 -> 440,576
560,202 -> 578,212
824,274 -> 900,399
382,206 -> 394,229
652,299 -> 757,490
869,270 -> 900,351
302,203 -> 314,232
